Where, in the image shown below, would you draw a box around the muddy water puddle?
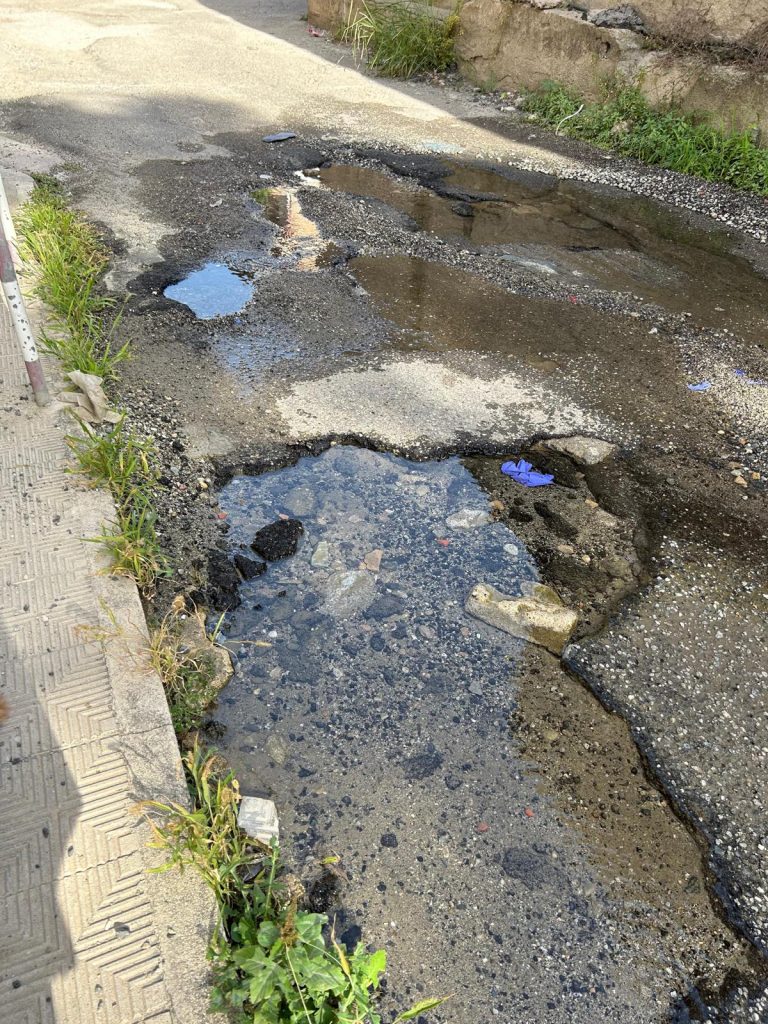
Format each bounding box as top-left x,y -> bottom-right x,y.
319,162 -> 768,340
213,446 -> 754,1022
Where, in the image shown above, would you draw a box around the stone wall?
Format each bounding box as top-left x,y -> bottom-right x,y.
307,0 -> 768,135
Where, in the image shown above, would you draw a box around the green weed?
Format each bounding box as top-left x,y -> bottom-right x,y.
523,79 -> 768,195
145,746 -> 448,1023
148,607 -> 222,736
65,417 -> 155,503
18,178 -> 129,377
250,187 -> 272,204
94,490 -> 169,597
341,1 -> 459,78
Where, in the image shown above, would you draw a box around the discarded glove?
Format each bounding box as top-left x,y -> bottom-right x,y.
501,459 -> 554,487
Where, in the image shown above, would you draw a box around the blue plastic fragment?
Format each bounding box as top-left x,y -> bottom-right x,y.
263,132 -> 297,143
735,369 -> 768,386
687,381 -> 712,392
501,459 -> 554,487
734,369 -> 747,378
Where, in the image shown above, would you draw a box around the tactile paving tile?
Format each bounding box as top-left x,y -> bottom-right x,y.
0,301 -> 176,1022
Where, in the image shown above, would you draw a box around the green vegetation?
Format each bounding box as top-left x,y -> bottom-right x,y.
148,607 -> 222,736
146,747 -> 448,1024
65,417 -> 155,503
523,79 -> 768,195
18,176 -> 129,377
93,490 -> 168,597
341,1 -> 459,79
250,187 -> 272,204
19,177 -> 166,596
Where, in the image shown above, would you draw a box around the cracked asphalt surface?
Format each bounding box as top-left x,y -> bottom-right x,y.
1,0 -> 768,1020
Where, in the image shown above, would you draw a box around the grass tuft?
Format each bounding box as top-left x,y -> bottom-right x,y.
144,746 -> 448,1023
148,606 -> 222,736
523,79 -> 768,195
341,0 -> 459,78
18,177 -> 129,377
94,490 -> 169,598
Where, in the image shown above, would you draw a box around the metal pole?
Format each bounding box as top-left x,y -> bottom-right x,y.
0,173 -> 50,407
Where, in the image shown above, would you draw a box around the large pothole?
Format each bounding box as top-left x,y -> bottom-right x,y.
208,445 -> 762,1023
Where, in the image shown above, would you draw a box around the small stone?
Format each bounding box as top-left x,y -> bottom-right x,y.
363,548 -> 383,572
581,554 -> 591,564
238,796 -> 279,844
503,542 -> 519,557
321,570 -> 377,618
734,476 -> 748,487
310,540 -> 331,568
585,498 -> 599,509
380,833 -> 398,848
556,544 -> 575,555
266,735 -> 288,765
251,518 -> 304,560
446,508 -> 491,529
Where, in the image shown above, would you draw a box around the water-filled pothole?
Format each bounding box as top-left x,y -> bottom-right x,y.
164,261 -> 253,318
211,446 -> 757,1022
319,162 -> 768,340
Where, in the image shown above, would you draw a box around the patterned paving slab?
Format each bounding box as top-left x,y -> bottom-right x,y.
0,293 -> 214,1022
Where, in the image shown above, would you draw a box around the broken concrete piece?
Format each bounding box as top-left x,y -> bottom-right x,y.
465,581 -> 578,655
238,796 -> 279,845
537,435 -> 617,466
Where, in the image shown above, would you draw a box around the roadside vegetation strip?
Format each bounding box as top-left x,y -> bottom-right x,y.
18,177 -> 167,597
145,746 -> 447,1024
523,79 -> 768,196
340,0 -> 459,78
18,175 -> 129,377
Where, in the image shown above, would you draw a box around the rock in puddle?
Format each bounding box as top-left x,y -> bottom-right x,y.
445,508 -> 491,529
362,548 -> 383,572
465,581 -> 578,655
310,540 -> 331,567
234,553 -> 268,579
251,518 -> 304,560
321,569 -> 377,618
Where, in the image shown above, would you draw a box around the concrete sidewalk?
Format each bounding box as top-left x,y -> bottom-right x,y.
0,210 -> 214,1021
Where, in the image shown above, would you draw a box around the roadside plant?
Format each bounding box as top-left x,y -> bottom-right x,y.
341,0 -> 459,79
523,78 -> 768,195
94,489 -> 169,597
65,417 -> 156,503
145,746 -> 448,1023
148,603 -> 223,736
18,175 -> 129,377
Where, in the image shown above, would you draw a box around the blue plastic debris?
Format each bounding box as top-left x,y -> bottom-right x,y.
735,369 -> 767,386
501,459 -> 554,487
687,381 -> 712,392
263,132 -> 296,143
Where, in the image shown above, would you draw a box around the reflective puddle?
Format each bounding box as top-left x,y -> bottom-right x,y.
164,261 -> 253,318
319,162 -> 768,340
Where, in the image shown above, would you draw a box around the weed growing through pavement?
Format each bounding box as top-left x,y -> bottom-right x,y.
148,602 -> 223,736
65,417 -> 155,504
523,78 -> 768,195
341,0 -> 459,79
18,175 -> 129,377
144,745 -> 448,1024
